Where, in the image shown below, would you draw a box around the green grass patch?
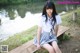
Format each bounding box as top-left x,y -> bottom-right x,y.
58,33 -> 71,44
61,8 -> 80,27
0,25 -> 37,51
34,49 -> 48,53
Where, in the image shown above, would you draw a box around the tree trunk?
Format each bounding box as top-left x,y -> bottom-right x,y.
72,5 -> 78,21
65,4 -> 69,11
0,19 -> 1,25
72,12 -> 77,21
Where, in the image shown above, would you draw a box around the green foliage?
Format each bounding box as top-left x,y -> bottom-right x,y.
34,49 -> 48,53
75,9 -> 80,25
0,0 -> 47,5
8,9 -> 15,20
58,33 -> 71,44
0,0 -> 27,5
63,34 -> 70,41
0,0 -> 8,5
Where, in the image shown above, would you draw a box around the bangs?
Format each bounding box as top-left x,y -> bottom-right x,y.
46,6 -> 53,9
45,2 -> 53,9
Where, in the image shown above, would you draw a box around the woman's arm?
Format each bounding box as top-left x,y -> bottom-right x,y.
37,26 -> 42,44
54,25 -> 59,36
54,15 -> 62,36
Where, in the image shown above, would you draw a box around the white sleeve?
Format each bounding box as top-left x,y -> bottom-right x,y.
56,15 -> 62,25
37,16 -> 43,27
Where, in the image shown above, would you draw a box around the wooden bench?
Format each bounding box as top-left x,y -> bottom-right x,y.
8,26 -> 69,53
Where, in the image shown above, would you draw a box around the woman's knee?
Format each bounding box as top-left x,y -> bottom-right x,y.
52,41 -> 62,53
42,44 -> 55,53
52,41 -> 59,49
52,41 -> 62,52
48,47 -> 55,53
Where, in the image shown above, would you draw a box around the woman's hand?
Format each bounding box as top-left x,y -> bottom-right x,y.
37,44 -> 41,49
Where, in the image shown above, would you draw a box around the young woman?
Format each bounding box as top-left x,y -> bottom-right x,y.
33,1 -> 62,53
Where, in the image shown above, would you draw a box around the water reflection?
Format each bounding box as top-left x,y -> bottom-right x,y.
0,11 -> 41,41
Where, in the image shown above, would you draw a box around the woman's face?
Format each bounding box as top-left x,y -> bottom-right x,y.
46,8 -> 53,17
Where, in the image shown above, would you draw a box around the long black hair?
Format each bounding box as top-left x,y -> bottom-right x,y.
42,1 -> 58,30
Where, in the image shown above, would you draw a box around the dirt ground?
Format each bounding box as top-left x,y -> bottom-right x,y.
60,24 -> 80,53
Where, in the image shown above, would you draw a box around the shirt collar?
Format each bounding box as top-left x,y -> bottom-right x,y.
47,16 -> 53,21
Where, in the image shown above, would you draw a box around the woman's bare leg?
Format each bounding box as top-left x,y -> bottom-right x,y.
42,43 -> 55,53
52,41 -> 62,53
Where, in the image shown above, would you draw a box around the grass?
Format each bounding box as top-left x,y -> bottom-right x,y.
0,25 -> 37,51
61,8 -> 80,27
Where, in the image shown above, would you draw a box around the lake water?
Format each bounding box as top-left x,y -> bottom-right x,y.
0,11 -> 42,41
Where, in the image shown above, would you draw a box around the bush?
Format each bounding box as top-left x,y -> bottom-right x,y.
58,33 -> 71,44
